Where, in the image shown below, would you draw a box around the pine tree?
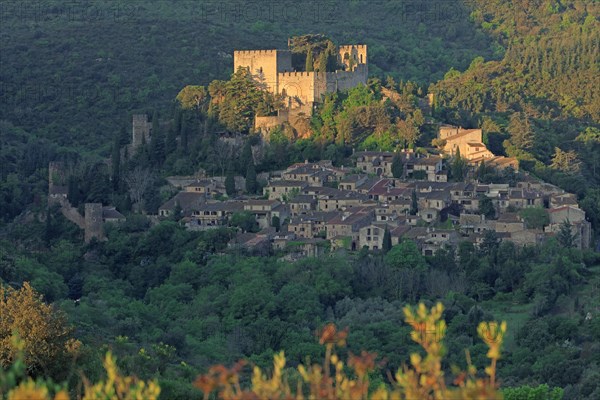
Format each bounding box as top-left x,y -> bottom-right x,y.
557,219 -> 576,248
508,112 -> 535,150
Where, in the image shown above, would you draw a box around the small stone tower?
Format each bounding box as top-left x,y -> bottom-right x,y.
84,203 -> 104,243
48,161 -> 65,191
132,114 -> 152,149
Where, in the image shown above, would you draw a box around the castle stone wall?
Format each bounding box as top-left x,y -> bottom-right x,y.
325,66 -> 368,93
234,50 -> 292,93
278,71 -> 317,106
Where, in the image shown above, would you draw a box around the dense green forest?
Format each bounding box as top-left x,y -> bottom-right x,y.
1,0 -> 600,399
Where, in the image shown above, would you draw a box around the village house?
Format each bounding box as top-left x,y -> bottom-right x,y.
189,201 -> 245,229
421,228 -> 460,256
358,223 -> 390,250
354,151 -> 395,176
438,125 -> 518,170
326,208 -> 374,250
367,179 -> 412,202
275,235 -> 328,260
288,211 -> 338,238
418,208 -> 439,223
158,191 -> 207,217
185,179 -> 217,196
495,213 -> 525,233
408,156 -> 445,182
244,200 -> 289,230
228,232 -> 272,255
317,190 -> 368,211
545,205 -> 592,249
102,207 -> 126,224
263,180 -> 308,200
289,195 -> 318,216
339,174 -> 369,191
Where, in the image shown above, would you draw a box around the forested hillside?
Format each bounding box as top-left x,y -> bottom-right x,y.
432,0 -> 599,185
0,0 -> 493,151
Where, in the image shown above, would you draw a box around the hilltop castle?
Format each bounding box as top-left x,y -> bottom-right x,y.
233,41 -> 368,134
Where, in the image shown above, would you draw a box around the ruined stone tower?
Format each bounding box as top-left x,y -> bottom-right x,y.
132,114 -> 152,149
84,203 -> 104,243
48,161 -> 65,191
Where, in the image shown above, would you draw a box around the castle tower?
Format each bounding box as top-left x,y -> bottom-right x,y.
48,161 -> 68,203
84,203 -> 104,243
48,161 -> 65,190
338,45 -> 368,71
132,114 -> 152,149
233,49 -> 292,94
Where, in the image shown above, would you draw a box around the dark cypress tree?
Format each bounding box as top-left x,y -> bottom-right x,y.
391,154 -> 404,178
225,166 -> 236,197
410,189 -> 418,215
382,227 -> 392,253
245,162 -> 257,194
180,114 -> 189,153
111,137 -> 121,191
240,142 -> 253,174
150,110 -> 165,165
165,125 -> 177,155
272,215 -> 281,232
305,48 -> 314,72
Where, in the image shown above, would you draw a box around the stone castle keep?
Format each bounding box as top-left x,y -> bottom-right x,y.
233,42 -> 368,133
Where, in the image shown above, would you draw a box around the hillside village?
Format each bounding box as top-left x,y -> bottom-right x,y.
46,39 -> 592,257
150,126 -> 591,258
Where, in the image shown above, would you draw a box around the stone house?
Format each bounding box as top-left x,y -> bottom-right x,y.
159,192 -> 207,217
264,180 -> 308,200
244,200 -> 289,230
354,151 -> 395,176
317,190 -> 368,212
289,195 -> 317,216
191,201 -> 245,228
358,223 -> 390,250
325,209 -> 374,249
421,228 -> 460,256
545,205 -> 591,249
185,179 -> 217,196
288,211 -> 337,238
495,213 -> 525,233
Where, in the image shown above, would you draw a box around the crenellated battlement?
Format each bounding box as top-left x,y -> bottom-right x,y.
234,49 -> 280,55
278,71 -> 327,78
